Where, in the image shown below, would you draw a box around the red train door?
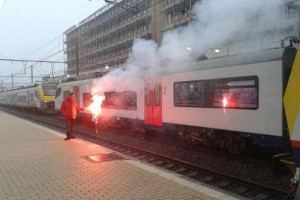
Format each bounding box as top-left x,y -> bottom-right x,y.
144,78 -> 162,126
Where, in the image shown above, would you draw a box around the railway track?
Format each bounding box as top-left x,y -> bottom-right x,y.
0,106 -> 290,200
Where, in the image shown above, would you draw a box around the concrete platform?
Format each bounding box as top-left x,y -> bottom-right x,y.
0,111 -> 244,200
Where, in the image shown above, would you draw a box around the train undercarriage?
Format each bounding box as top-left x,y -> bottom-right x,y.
89,115 -> 282,156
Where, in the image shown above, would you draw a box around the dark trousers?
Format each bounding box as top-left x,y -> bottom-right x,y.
65,119 -> 75,138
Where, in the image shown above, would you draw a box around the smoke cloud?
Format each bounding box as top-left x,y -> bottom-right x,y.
92,0 -> 284,95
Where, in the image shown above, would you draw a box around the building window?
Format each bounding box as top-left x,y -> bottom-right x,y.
167,13 -> 173,24
287,4 -> 295,18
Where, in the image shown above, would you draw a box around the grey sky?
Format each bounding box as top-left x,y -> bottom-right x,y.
0,0 -> 104,88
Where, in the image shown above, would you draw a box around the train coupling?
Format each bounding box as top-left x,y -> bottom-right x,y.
273,153 -> 292,175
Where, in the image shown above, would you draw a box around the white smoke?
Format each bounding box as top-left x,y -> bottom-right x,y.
92,0 -> 284,95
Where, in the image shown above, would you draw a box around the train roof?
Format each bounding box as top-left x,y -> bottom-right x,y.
57,78 -> 96,87
156,48 -> 284,76
57,48 -> 285,86
0,83 -> 56,94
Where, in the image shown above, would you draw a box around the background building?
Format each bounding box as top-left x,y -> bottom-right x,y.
64,0 -> 299,76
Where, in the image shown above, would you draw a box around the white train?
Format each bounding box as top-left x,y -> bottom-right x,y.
0,84 -> 57,112
55,48 -> 290,153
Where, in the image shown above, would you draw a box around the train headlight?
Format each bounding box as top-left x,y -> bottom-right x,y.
44,101 -> 47,103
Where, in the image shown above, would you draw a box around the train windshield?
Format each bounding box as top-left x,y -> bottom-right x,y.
42,84 -> 57,96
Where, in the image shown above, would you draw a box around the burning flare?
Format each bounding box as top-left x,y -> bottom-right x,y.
222,96 -> 228,108
88,94 -> 105,119
222,96 -> 228,114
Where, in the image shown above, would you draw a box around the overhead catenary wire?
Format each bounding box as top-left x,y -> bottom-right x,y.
22,34 -> 63,59
0,58 -> 66,64
0,47 -> 68,82
0,51 -> 66,81
2,35 -> 65,81
0,39 -> 64,82
0,35 -> 64,83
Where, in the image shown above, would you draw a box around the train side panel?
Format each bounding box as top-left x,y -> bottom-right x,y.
0,91 -> 11,106
55,79 -> 94,111
0,84 -> 55,112
31,87 -> 41,109
57,78 -> 145,121
16,89 -> 29,108
162,60 -> 282,137
55,85 -> 74,111
101,83 -> 144,121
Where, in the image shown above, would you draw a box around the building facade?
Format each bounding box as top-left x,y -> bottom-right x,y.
64,0 -> 299,75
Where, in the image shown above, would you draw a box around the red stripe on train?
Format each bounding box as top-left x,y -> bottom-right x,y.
291,140 -> 300,147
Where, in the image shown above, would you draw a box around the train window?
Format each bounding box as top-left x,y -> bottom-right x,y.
34,91 -> 39,98
18,96 -> 26,103
154,83 -> 160,106
63,91 -> 70,99
174,81 -> 213,107
104,92 -> 116,107
55,88 -> 61,98
42,84 -> 57,96
146,84 -> 151,106
31,93 -> 34,102
123,91 -> 137,110
174,76 -> 257,109
83,93 -> 92,107
213,76 -> 258,109
104,91 -> 137,110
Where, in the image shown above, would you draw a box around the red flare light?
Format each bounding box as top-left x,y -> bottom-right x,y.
222,97 -> 228,108
89,95 -> 105,119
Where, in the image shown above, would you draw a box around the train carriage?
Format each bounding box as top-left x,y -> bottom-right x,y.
55,48 -> 288,151
159,58 -> 283,148
55,79 -> 96,112
55,78 -> 144,122
0,83 -> 56,112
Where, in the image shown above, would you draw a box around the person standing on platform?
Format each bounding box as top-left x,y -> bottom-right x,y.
60,93 -> 82,140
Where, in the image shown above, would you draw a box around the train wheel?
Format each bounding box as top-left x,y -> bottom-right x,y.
178,127 -> 190,143
226,137 -> 242,155
178,128 -> 185,142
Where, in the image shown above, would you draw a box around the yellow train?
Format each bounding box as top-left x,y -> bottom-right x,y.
0,83 -> 56,112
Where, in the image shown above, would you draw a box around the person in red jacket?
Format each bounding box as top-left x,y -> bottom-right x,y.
60,93 -> 82,140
